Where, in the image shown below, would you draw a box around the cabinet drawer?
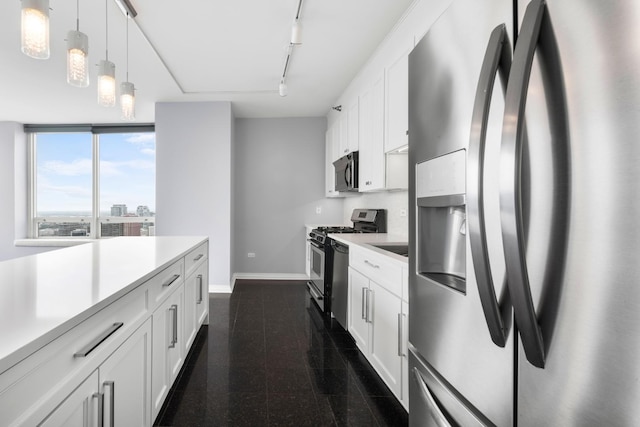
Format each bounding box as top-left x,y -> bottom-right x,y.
185,241 -> 208,278
0,284 -> 148,427
148,258 -> 185,309
350,246 -> 402,297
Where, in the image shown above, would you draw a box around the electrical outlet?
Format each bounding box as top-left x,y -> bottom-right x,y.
400,209 -> 407,217
316,206 -> 322,214
247,252 -> 256,258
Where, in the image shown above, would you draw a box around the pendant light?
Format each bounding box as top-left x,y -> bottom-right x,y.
21,0 -> 50,59
97,0 -> 116,107
290,0 -> 303,44
120,12 -> 135,121
66,0 -> 89,87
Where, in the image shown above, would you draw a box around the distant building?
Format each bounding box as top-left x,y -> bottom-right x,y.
111,204 -> 127,216
136,205 -> 151,217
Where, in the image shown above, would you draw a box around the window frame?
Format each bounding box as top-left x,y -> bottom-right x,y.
26,124 -> 156,240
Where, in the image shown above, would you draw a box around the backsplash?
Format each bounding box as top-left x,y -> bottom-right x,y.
343,190 -> 408,239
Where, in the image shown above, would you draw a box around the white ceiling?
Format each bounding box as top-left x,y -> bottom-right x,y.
0,0 -> 414,124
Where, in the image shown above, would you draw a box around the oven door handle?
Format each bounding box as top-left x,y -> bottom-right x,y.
307,239 -> 324,249
307,281 -> 323,300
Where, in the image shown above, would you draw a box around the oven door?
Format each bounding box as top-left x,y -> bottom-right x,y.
307,240 -> 326,311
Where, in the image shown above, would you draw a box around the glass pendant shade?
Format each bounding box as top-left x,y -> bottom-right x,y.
291,20 -> 302,44
97,60 -> 116,107
120,82 -> 136,121
67,31 -> 89,87
21,0 -> 50,59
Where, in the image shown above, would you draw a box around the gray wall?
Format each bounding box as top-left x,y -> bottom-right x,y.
233,117 -> 343,276
0,122 -> 55,261
155,102 -> 234,287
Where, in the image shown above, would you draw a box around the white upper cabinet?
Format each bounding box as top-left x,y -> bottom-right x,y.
325,127 -> 341,198
385,47 -> 410,153
359,73 -> 386,192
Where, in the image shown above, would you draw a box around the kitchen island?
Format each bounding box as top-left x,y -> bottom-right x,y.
0,236 -> 209,426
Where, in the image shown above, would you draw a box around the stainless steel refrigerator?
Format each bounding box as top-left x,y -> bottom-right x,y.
408,0 -> 640,425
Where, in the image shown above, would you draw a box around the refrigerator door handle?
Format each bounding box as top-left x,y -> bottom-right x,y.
412,367 -> 452,427
468,23 -> 512,348
500,0 -> 547,368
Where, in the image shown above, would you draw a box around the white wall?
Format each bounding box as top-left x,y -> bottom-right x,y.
155,102 -> 233,288
343,191 -> 408,239
0,122 -> 55,261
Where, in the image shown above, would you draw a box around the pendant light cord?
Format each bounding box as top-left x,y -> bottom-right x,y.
105,0 -> 109,61
76,0 -> 80,31
126,13 -> 129,81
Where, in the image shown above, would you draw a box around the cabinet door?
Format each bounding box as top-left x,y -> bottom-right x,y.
39,371 -> 99,427
347,100 -> 359,154
151,287 -> 184,420
359,74 -> 386,192
385,51 -> 409,153
99,318 -> 152,427
401,300 -> 409,410
195,263 -> 209,327
348,268 -> 370,352
325,128 -> 338,197
339,114 -> 349,156
369,280 -> 402,398
184,271 -> 198,352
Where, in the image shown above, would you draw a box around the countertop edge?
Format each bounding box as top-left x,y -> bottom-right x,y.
328,233 -> 409,265
0,236 -> 208,375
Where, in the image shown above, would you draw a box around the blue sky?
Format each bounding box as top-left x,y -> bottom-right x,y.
36,132 -> 155,215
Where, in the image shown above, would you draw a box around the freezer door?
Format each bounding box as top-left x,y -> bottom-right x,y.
408,0 -> 514,425
508,0 -> 640,424
409,349 -> 493,427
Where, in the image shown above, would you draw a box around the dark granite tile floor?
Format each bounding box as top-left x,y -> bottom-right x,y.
154,279 -> 408,426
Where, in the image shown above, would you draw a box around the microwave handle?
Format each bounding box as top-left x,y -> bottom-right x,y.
345,162 -> 352,187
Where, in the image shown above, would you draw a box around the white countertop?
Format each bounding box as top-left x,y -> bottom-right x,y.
0,236 -> 207,374
328,233 -> 409,264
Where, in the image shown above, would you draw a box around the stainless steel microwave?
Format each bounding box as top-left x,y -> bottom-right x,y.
333,151 -> 359,192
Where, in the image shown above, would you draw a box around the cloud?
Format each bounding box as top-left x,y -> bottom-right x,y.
100,159 -> 155,176
140,148 -> 156,156
41,159 -> 92,176
126,133 -> 155,145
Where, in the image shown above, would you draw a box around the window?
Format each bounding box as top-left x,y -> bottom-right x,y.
28,125 -> 155,239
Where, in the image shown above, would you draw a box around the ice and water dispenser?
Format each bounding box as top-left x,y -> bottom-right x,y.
415,150 -> 467,293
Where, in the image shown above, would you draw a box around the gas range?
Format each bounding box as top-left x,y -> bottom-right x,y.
307,209 -> 386,315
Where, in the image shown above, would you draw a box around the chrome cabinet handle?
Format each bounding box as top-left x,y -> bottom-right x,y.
74,322 -> 124,358
364,260 -> 380,269
168,305 -> 178,348
397,313 -> 407,357
103,381 -> 115,427
193,254 -> 204,262
366,289 -> 373,323
196,274 -> 203,304
93,392 -> 104,427
412,368 -> 452,427
162,274 -> 181,287
500,0 -> 547,369
361,287 -> 367,320
468,23 -> 512,348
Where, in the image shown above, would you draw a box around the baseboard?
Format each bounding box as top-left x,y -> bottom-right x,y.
231,273 -> 309,292
208,273 -> 310,294
208,284 -> 232,294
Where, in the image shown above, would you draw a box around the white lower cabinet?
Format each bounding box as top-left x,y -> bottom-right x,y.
348,245 -> 409,410
184,261 -> 208,353
39,371 -> 98,427
349,268 -> 402,398
151,284 -> 184,420
40,318 -> 152,427
100,318 -> 152,427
